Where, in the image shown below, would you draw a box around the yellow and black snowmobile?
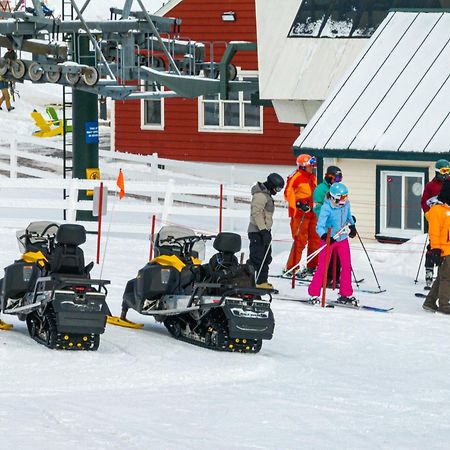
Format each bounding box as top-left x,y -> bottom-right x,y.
108,226 -> 275,353
0,221 -> 110,350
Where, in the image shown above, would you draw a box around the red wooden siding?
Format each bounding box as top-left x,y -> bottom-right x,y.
114,0 -> 299,166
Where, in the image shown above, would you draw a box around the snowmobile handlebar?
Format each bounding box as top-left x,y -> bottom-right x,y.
159,234 -> 215,245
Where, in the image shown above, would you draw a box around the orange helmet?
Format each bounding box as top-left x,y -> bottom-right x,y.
296,154 -> 317,169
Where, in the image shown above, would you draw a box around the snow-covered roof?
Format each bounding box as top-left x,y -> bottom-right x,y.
294,11 -> 450,154
155,0 -> 182,17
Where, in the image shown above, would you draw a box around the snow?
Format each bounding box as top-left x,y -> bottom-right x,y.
1,201 -> 449,449
1,9 -> 450,447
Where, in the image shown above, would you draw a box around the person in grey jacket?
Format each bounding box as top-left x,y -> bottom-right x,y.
248,173 -> 285,288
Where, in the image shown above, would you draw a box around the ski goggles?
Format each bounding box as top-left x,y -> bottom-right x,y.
331,193 -> 348,205
275,186 -> 283,192
438,167 -> 450,175
326,172 -> 343,183
307,156 -> 317,167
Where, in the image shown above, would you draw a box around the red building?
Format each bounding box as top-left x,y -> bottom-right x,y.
113,0 -> 299,165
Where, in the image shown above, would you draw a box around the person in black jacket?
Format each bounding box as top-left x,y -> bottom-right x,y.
247,173 -> 285,289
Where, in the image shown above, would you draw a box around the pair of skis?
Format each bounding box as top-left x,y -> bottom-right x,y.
275,296 -> 393,313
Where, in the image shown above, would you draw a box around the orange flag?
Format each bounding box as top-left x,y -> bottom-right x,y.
116,169 -> 125,199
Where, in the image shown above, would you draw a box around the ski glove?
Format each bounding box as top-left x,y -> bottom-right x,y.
430,249 -> 442,266
260,229 -> 272,247
348,225 -> 357,238
296,200 -> 311,213
321,233 -> 335,245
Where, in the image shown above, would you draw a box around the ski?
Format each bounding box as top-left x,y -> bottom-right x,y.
415,293 -> 427,298
328,301 -> 393,313
354,288 -> 386,294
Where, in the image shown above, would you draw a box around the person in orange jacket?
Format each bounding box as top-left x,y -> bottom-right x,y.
284,154 -> 321,275
422,180 -> 450,314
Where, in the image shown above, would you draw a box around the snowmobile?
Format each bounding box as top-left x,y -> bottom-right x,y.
0,221 -> 110,350
108,225 -> 275,353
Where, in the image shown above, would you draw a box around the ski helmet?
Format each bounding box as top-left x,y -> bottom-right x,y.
329,182 -> 349,206
325,166 -> 343,184
296,154 -> 317,169
435,159 -> 450,181
265,173 -> 285,195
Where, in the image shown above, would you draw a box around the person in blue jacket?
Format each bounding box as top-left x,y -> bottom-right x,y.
308,183 -> 357,303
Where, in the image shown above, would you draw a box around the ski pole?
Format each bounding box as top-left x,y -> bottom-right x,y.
256,240 -> 272,285
285,210 -> 306,271
351,267 -> 361,289
414,235 -> 428,284
356,230 -> 384,292
284,224 -> 350,277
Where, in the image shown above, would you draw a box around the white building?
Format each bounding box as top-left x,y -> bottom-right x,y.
256,1 -> 450,240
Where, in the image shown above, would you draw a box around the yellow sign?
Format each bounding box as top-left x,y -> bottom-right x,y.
86,168 -> 100,197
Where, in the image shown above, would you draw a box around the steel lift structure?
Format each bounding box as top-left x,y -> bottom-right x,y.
0,0 -> 257,217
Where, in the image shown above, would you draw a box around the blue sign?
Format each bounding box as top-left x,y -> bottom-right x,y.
85,121 -> 99,144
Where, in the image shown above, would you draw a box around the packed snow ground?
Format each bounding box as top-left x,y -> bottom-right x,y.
1,222 -> 449,449
1,27 -> 449,447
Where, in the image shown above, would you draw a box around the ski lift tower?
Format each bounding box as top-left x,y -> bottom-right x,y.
0,0 -> 258,219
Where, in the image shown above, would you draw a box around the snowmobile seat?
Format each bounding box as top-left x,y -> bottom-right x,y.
211,232 -> 241,267
49,224 -> 86,276
201,233 -> 255,294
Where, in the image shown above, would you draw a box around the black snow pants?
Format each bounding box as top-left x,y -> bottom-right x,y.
248,231 -> 272,284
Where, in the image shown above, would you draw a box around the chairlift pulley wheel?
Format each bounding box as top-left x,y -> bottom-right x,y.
28,62 -> 44,82
82,67 -> 99,87
10,60 -> 26,80
65,72 -> 80,86
45,70 -> 61,83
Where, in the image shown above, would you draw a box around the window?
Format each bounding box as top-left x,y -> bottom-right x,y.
377,167 -> 427,239
141,81 -> 164,130
199,75 -> 262,133
288,0 -> 446,38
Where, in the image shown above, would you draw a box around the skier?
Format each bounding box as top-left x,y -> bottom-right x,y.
421,159 -> 450,288
308,183 -> 357,303
0,75 -> 13,112
422,180 -> 450,313
284,154 -> 321,277
248,173 -> 285,289
313,165 -> 343,286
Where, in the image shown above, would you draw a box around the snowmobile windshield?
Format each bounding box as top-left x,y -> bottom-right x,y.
16,221 -> 60,253
155,226 -> 206,261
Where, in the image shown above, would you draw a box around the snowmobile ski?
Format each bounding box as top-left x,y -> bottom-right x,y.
328,300 -> 393,313
107,315 -> 144,329
0,319 -> 13,330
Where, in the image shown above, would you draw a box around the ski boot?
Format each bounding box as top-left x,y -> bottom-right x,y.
336,296 -> 359,307
425,268 -> 433,291
308,296 -> 320,305
256,282 -> 274,289
296,267 -> 316,280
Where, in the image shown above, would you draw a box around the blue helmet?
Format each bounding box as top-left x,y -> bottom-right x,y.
329,182 -> 349,206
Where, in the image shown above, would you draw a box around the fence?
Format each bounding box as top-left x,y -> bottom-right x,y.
0,138 -> 292,240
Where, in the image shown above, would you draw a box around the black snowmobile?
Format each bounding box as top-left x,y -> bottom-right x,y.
0,221 -> 110,350
108,225 -> 275,353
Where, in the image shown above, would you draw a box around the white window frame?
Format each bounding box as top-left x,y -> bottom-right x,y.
140,81 -> 165,130
198,71 -> 263,134
379,169 -> 425,239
